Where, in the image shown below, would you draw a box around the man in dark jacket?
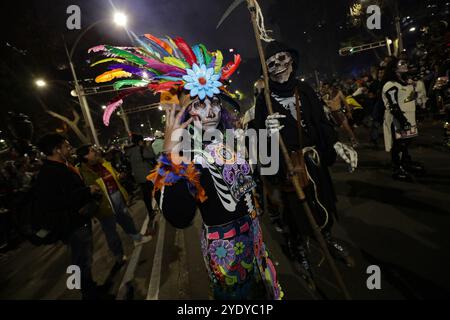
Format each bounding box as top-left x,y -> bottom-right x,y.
35,133 -> 102,299
252,41 -> 358,285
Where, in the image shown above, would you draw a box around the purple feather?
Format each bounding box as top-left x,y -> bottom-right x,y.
141,57 -> 186,75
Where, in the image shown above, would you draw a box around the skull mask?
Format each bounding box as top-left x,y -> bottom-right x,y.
188,96 -> 222,132
266,51 -> 293,84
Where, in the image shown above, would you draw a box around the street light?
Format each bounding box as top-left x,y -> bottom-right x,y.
409,27 -> 416,32
102,105 -> 107,110
65,11 -> 129,147
35,79 -> 47,88
113,12 -> 128,27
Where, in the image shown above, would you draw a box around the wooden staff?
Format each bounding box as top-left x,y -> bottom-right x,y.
246,0 -> 351,300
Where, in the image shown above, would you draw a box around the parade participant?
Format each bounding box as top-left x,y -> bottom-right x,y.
251,41 -> 358,284
322,82 -> 358,146
77,145 -> 152,266
382,58 -> 424,181
90,34 -> 283,300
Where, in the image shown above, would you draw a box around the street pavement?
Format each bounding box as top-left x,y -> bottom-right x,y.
0,119 -> 449,300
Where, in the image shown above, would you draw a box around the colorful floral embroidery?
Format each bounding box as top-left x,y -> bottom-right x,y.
209,239 -> 235,266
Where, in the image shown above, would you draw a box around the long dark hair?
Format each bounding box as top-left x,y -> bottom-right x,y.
382,57 -> 407,86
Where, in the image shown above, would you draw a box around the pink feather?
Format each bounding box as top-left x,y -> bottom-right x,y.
88,45 -> 106,53
103,100 -> 123,126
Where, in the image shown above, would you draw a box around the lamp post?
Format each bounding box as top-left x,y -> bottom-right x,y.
65,12 -> 128,146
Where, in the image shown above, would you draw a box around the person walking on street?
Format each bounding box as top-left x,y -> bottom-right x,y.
77,145 -> 152,266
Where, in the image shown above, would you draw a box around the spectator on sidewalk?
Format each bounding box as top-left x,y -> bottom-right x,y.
35,134 -> 101,299
77,145 -> 152,266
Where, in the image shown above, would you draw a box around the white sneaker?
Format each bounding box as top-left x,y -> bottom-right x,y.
134,235 -> 152,246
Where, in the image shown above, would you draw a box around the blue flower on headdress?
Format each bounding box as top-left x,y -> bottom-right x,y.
182,64 -> 222,100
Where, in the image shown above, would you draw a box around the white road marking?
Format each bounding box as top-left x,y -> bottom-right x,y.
116,212 -> 149,300
146,216 -> 166,300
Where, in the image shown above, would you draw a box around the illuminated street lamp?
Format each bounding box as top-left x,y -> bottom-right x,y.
113,12 -> 128,27
65,11 -> 129,146
35,79 -> 47,88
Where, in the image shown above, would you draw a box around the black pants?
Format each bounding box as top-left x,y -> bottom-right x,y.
68,222 -> 96,299
140,182 -> 155,219
282,185 -> 334,245
391,124 -> 412,169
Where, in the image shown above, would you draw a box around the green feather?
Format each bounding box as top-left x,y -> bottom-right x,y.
113,80 -> 149,90
199,44 -> 212,65
105,46 -> 147,66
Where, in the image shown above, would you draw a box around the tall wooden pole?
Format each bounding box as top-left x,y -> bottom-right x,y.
246,0 -> 351,300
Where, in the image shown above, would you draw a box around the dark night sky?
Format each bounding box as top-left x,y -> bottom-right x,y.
1,0 -> 446,145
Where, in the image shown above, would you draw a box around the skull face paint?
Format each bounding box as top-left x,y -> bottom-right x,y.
397,59 -> 409,74
266,51 -> 293,84
188,96 -> 222,132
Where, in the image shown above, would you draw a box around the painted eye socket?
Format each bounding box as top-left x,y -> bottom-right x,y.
267,61 -> 276,68
211,97 -> 221,107
192,100 -> 203,109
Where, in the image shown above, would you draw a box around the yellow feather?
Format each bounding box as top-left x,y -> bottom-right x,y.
214,50 -> 223,74
90,58 -> 125,67
163,57 -> 189,69
95,69 -> 132,83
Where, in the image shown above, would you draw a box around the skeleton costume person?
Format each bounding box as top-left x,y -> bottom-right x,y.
251,41 -> 357,284
382,57 -> 424,181
90,34 -> 283,300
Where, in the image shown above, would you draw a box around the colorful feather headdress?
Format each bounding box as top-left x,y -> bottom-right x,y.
89,34 -> 241,126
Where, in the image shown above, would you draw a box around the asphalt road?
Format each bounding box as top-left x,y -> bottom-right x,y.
1,120 -> 449,300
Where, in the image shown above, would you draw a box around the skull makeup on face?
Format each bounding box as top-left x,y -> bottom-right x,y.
397,59 -> 409,74
266,51 -> 294,84
188,96 -> 222,132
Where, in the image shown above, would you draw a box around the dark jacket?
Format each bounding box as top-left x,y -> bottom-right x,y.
252,81 -> 339,213
253,80 -> 338,169
34,160 -> 92,238
125,144 -> 155,184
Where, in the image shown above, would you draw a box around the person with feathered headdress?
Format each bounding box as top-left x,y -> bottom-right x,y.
90,34 -> 283,300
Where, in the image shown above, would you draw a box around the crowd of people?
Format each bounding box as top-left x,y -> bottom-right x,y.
0,23 -> 448,300
0,131 -> 165,299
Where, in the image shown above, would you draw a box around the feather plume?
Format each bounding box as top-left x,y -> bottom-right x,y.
90,58 -> 126,67
103,100 -> 123,126
95,69 -> 132,83
88,45 -> 106,53
148,81 -> 183,92
221,54 -> 241,80
173,37 -> 197,66
144,33 -> 173,55
213,51 -> 223,73
105,46 -> 148,66
163,56 -> 189,69
165,36 -> 183,59
192,45 -> 205,65
198,44 -> 212,65
142,57 -> 186,75
113,80 -> 149,90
